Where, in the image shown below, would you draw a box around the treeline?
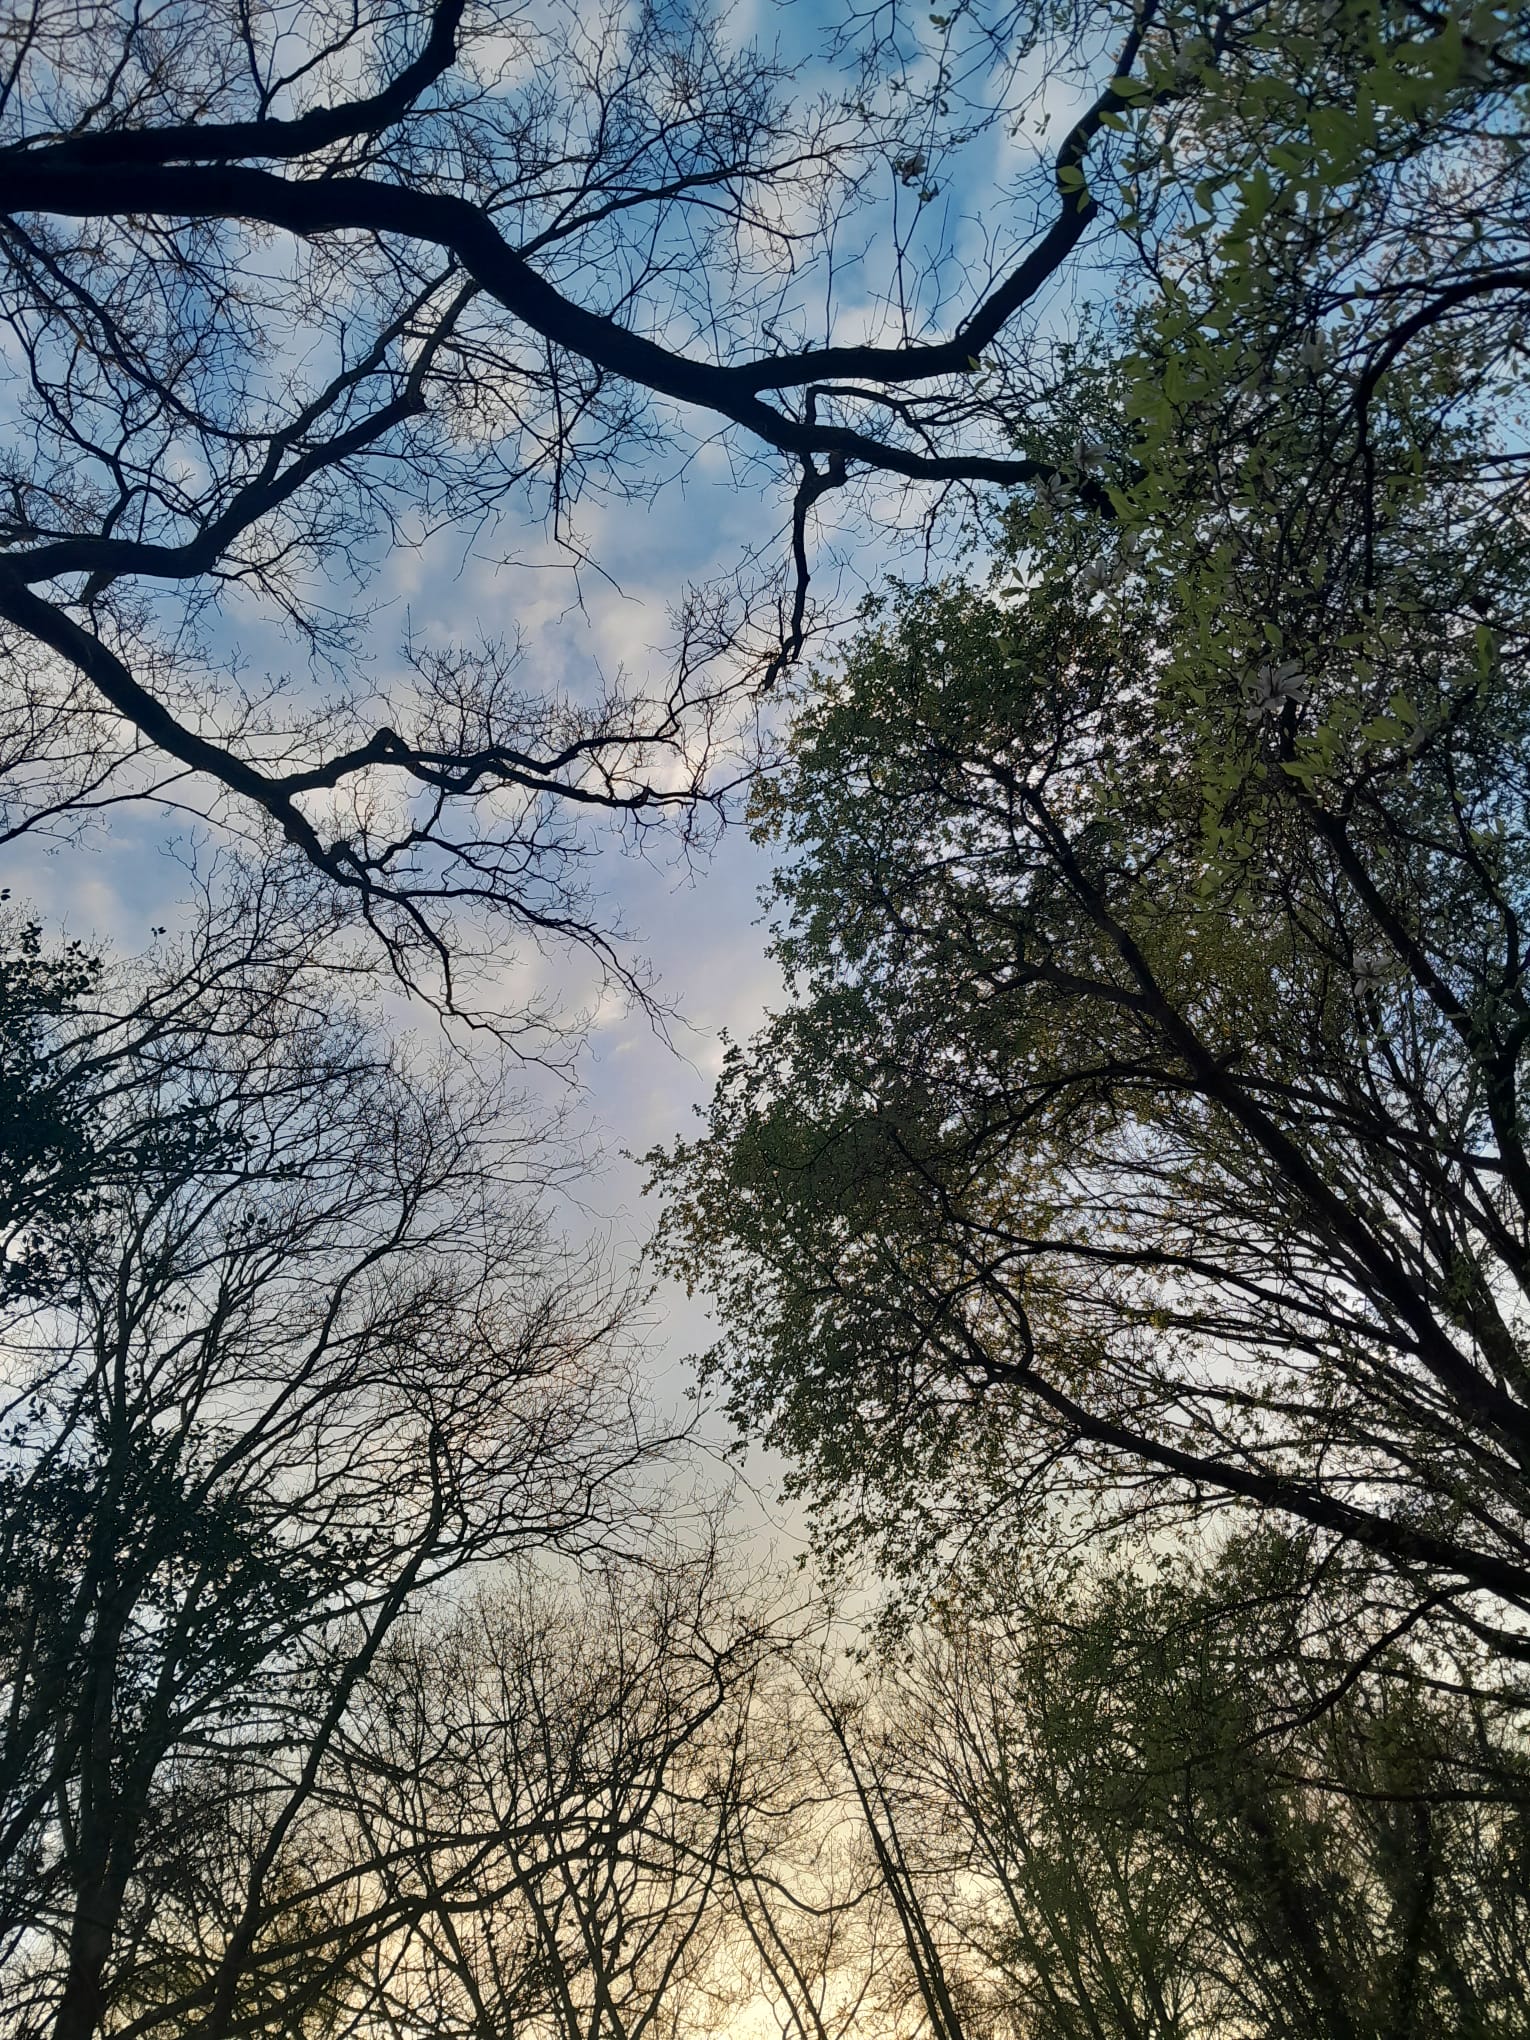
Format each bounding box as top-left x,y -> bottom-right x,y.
2,887 -> 1525,2035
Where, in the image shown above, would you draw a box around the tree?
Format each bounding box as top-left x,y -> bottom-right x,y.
648,0 -> 1530,1652
817,1535 -> 1530,2040
0,0 -> 1097,1004
651,544 -> 1530,1655
6,1 -> 1519,1005
0,888 -> 671,2040
0,912 -> 104,1303
305,1551 -> 793,2040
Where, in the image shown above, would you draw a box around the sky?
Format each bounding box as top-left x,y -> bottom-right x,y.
0,0 -> 1104,1555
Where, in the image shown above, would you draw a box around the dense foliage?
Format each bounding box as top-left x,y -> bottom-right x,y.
650,0 -> 1530,1654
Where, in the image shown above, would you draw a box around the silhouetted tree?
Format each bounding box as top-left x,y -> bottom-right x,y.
0,886 -> 671,2040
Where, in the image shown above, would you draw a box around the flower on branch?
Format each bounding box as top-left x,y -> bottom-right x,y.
1242,657 -> 1307,722
1033,473 -> 1078,520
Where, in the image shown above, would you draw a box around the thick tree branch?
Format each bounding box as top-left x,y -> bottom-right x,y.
1009,1353 -> 1530,1624
0,569 -> 344,870
27,0 -> 468,169
0,111 -> 1128,502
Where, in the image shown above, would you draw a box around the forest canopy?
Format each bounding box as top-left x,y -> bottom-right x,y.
5,1 -> 1530,2034
2,0 -> 1524,1003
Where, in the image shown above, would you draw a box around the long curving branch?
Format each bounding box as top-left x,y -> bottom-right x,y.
0,0 -> 1153,989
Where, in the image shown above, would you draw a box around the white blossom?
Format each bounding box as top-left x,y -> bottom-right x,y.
1242,657 -> 1307,721
1033,472 -> 1077,519
1078,560 -> 1109,596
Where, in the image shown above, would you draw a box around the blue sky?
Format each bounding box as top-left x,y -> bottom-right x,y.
0,0 -> 1109,1548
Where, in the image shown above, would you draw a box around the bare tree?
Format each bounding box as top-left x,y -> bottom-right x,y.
0,884 -> 674,2040
301,1549 -> 794,2040
0,0 -> 1162,1003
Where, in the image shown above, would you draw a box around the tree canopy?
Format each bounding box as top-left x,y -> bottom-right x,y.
5,0 -> 1527,1006
7,3 -> 1530,2031
651,0 -> 1530,1660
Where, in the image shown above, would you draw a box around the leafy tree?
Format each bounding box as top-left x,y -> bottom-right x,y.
650,0 -> 1530,1651
824,1535 -> 1530,2040
651,492 -> 1530,1646
0,913 -> 103,1302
